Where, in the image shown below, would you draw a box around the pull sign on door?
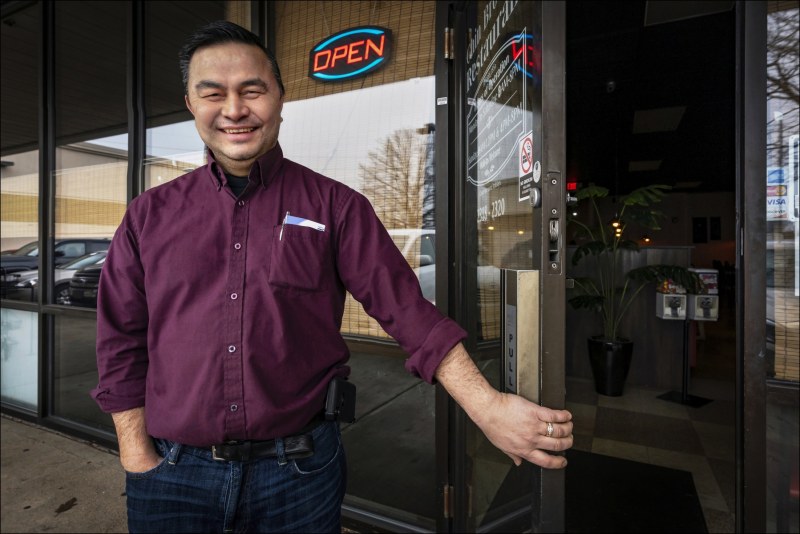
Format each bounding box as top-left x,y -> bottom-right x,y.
309,26 -> 393,81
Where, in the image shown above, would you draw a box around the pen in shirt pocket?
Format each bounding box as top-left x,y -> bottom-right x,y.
280,211 -> 290,241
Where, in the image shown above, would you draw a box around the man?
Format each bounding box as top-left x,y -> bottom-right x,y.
93,20 -> 573,533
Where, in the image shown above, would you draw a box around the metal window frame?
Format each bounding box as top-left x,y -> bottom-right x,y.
736,1 -> 767,532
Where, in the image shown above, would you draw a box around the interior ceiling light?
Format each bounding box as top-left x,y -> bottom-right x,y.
628,160 -> 662,172
632,106 -> 686,133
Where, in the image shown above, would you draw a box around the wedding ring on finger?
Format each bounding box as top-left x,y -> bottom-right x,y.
546,422 -> 554,438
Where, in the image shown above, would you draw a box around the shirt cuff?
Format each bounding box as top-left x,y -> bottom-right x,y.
404,317 -> 467,384
91,387 -> 146,414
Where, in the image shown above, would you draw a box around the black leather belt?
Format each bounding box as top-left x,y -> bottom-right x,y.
210,418 -> 323,462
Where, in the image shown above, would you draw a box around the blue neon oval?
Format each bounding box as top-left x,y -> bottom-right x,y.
309,26 -> 392,82
312,57 -> 385,80
314,28 -> 385,52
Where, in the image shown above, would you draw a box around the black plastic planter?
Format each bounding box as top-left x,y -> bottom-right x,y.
587,336 -> 633,396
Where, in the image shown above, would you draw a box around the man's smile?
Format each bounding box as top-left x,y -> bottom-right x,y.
221,127 -> 257,134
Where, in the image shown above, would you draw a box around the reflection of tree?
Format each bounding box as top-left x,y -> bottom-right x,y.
766,8 -> 799,164
359,128 -> 434,230
767,9 -> 799,104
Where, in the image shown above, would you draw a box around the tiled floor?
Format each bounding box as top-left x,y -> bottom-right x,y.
566,314 -> 737,533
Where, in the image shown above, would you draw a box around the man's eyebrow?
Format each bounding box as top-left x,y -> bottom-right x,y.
239,78 -> 268,89
194,79 -> 268,92
194,80 -> 224,91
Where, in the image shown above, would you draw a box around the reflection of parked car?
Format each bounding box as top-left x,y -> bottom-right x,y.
2,241 -> 40,256
0,238 -> 111,297
388,229 -> 436,303
68,263 -> 104,308
386,229 -> 501,311
5,251 -> 107,304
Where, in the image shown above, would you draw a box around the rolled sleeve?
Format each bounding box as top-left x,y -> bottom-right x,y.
91,205 -> 150,413
334,192 -> 466,383
403,316 -> 468,383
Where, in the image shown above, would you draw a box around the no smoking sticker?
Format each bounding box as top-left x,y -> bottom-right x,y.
519,133 -> 533,176
518,132 -> 534,201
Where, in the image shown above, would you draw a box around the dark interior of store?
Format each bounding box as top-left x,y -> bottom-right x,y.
563,2 -> 736,532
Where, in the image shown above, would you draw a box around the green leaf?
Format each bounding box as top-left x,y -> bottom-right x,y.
569,276 -> 602,296
575,185 -> 609,201
626,264 -> 704,294
625,205 -> 666,230
615,239 -> 640,252
621,184 -> 671,207
571,241 -> 609,265
568,294 -> 605,312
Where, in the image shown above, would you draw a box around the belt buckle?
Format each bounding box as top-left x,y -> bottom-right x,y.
211,445 -> 225,461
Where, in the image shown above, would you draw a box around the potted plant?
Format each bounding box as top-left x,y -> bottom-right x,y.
567,184 -> 702,396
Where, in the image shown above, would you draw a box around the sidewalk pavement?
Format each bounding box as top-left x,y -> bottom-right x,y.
1,414 -> 127,533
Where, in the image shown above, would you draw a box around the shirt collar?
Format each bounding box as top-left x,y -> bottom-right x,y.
206,143 -> 285,191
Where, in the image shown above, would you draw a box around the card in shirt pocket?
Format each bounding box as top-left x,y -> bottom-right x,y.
269,224 -> 330,291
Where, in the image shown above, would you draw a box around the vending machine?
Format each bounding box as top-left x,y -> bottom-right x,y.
687,268 -> 720,321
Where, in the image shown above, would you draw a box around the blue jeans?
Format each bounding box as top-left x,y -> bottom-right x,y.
125,421 -> 346,533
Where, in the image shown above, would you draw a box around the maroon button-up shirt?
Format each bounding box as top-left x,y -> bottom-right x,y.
92,143 -> 466,446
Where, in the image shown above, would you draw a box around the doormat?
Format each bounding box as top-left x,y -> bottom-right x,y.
566,449 -> 708,533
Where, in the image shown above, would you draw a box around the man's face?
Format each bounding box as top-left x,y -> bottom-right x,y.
185,42 -> 283,176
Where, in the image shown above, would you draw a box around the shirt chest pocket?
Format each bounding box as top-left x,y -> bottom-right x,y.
269,224 -> 331,291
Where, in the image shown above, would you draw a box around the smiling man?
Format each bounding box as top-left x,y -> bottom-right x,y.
92,20 -> 573,534
184,41 -> 283,175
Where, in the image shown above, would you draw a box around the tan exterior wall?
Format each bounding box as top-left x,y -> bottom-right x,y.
273,0 -> 435,102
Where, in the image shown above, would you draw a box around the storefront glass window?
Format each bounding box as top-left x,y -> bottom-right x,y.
274,0 -> 438,525
0,309 -> 38,410
53,314 -> 111,429
1,2 -> 40,412
53,1 -> 130,309
765,3 -> 799,532
48,0 -> 129,427
1,2 -> 40,304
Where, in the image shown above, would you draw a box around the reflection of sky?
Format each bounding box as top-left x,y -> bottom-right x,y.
89,76 -> 435,190
92,121 -> 204,159
280,76 -> 435,189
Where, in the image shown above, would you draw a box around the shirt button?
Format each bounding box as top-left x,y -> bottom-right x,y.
234,243 -> 242,250
230,404 -> 238,412
231,293 -> 238,300
228,345 -> 236,353
238,200 -> 245,206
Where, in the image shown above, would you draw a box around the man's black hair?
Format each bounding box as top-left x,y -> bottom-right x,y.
179,20 -> 285,97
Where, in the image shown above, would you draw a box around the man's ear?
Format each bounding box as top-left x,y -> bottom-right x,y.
185,94 -> 194,115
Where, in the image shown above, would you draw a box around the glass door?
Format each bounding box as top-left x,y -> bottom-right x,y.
442,1 -> 566,531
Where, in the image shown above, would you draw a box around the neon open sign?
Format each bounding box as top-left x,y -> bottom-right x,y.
509,32 -> 541,85
309,26 -> 392,81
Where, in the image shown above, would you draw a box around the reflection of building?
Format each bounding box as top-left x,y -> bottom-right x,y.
1,144 -> 201,251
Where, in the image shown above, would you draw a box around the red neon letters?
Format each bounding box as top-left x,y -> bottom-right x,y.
309,26 -> 392,81
313,35 -> 385,72
511,41 -> 542,74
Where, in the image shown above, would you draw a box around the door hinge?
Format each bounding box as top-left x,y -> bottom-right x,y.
443,484 -> 454,518
444,27 -> 454,60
